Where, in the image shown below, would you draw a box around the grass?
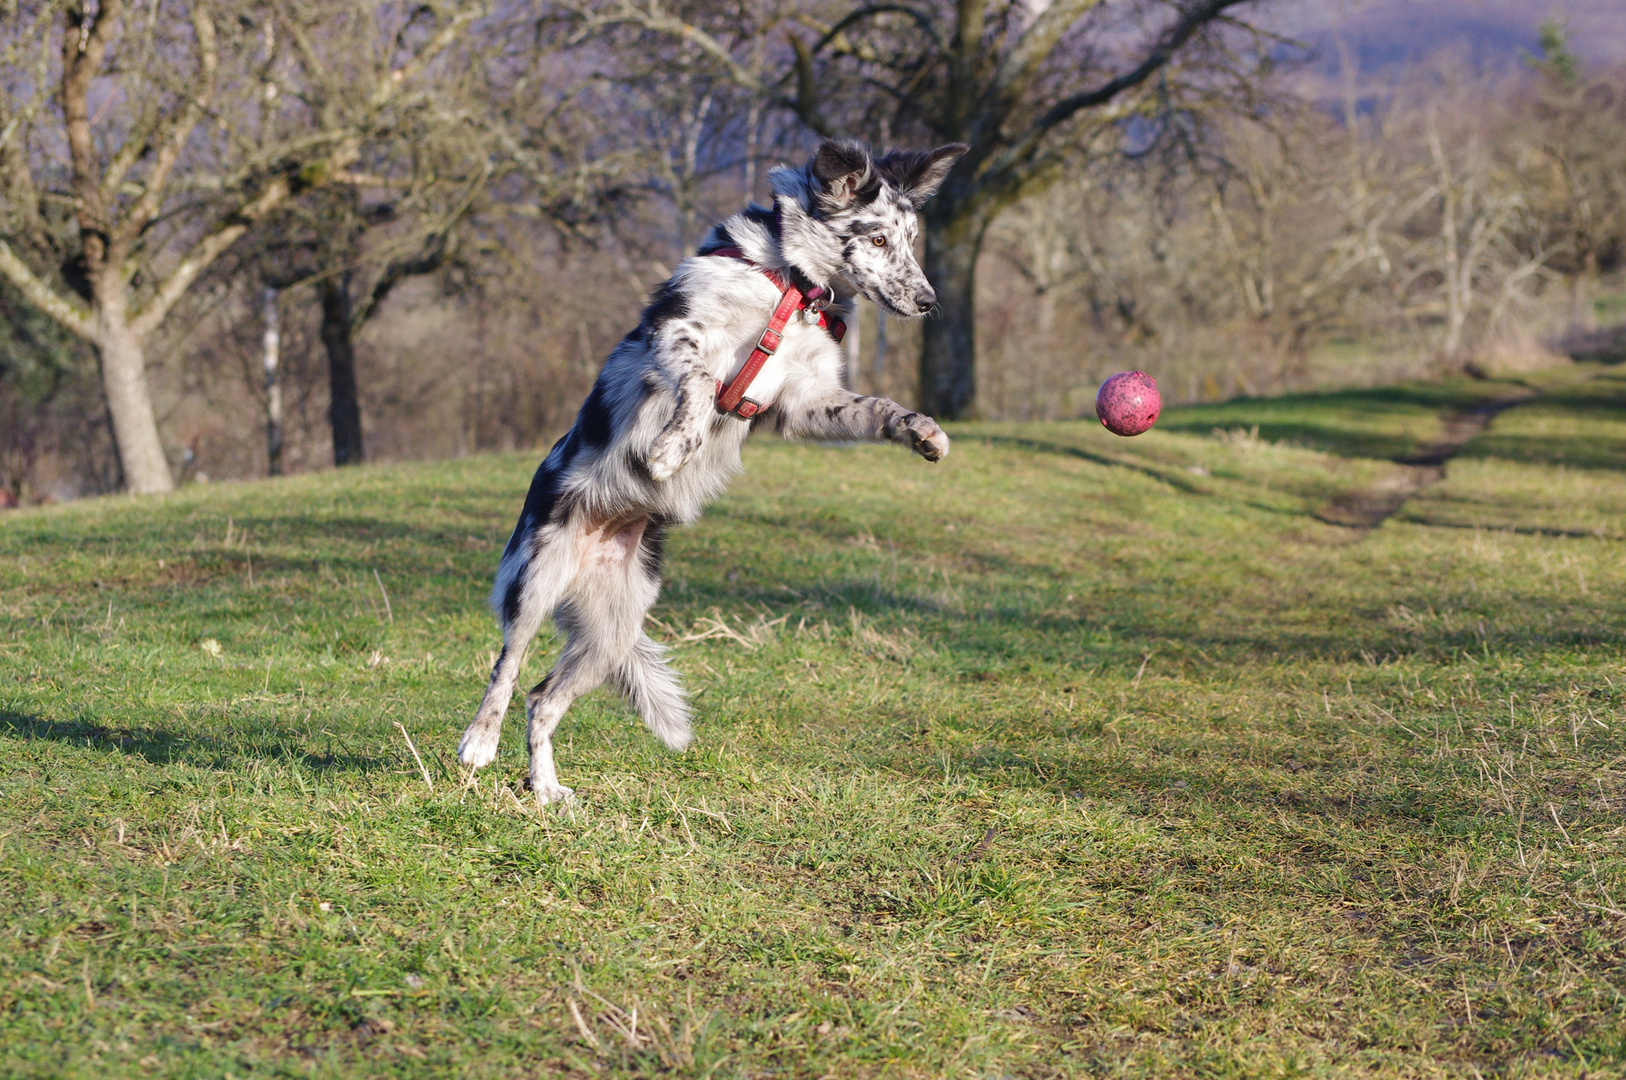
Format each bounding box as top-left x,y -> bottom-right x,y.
2,366 -> 1626,1078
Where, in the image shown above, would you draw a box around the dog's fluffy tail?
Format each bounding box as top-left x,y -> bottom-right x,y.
610,634 -> 693,751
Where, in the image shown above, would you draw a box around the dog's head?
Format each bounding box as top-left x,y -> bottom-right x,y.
771,139 -> 969,318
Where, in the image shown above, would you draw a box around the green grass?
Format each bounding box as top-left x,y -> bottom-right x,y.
1594,291 -> 1626,327
1154,379 -> 1529,461
3,369 -> 1626,1078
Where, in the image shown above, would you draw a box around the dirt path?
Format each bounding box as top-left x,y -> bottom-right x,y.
1314,393 -> 1536,529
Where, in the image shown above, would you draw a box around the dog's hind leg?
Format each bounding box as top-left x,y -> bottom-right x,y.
608,633 -> 692,751
459,521 -> 581,769
523,514 -> 664,805
606,521 -> 690,750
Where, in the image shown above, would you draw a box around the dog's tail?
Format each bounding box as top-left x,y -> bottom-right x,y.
610,635 -> 693,751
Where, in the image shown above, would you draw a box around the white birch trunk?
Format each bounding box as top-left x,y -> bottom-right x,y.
263,286 -> 283,476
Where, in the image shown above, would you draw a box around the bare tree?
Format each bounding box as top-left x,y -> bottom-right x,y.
589,0 -> 1271,417
229,0 -> 622,468
1520,26 -> 1626,334
0,0 -> 485,493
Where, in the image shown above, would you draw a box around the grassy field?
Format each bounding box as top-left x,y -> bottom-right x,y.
3,366 -> 1625,1078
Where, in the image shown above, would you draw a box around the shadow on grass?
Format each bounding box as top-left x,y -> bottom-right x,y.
0,710 -> 391,775
1157,383 -> 1525,461
973,434 -> 1208,493
667,566 -> 1626,670
962,743 -> 1482,825
0,512 -> 506,584
1455,381 -> 1626,471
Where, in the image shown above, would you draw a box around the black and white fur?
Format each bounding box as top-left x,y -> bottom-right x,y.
457,139 -> 970,805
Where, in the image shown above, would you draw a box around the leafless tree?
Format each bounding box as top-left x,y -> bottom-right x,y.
0,0 -> 485,493
587,0 -> 1274,417
1519,29 -> 1626,334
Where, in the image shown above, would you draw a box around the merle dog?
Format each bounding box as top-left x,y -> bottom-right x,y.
458,138 -> 970,805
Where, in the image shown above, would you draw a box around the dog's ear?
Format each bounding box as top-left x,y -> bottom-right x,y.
875,143 -> 970,208
811,139 -> 877,211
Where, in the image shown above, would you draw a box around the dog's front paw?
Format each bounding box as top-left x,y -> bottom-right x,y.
646,432 -> 697,483
904,415 -> 950,462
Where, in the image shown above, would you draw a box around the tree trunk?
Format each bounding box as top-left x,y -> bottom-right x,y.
1570,253 -> 1598,333
872,307 -> 888,395
320,275 -> 365,467
263,287 -> 284,477
919,205 -> 987,419
94,298 -> 174,494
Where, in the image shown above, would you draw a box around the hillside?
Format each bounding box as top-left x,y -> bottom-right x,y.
1276,0 -> 1626,69
3,365 -> 1625,1077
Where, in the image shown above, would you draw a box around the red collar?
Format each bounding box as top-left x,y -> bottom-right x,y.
704,247 -> 847,419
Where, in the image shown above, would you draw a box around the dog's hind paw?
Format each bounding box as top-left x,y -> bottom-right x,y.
533,782 -> 575,808
457,723 -> 501,768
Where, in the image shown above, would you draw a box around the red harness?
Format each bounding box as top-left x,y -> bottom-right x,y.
705,246 -> 847,419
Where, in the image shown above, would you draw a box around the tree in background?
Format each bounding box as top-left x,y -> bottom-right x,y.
594,0 -> 1271,417
266,0 -> 493,465
0,0 -> 485,493
225,0 -> 617,468
1523,22 -> 1626,334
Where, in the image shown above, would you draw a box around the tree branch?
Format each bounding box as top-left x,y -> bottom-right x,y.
129,174 -> 292,339
577,2 -> 804,118
986,0 -> 1103,124
788,31 -> 835,136
946,0 -> 986,132
112,2 -> 220,253
61,0 -> 126,266
803,5 -> 948,58
369,1 -> 489,109
0,239 -> 95,339
352,166 -> 490,329
991,0 -> 1253,184
98,105 -> 162,209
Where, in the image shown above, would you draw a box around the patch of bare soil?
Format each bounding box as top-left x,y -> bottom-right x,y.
1315,396 -> 1534,529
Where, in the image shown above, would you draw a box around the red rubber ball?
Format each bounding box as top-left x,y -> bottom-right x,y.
1095,371 -> 1161,437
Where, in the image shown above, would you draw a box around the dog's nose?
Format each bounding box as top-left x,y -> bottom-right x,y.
914,288 -> 936,313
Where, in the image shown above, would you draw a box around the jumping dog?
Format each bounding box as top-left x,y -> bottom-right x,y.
457,138 -> 970,804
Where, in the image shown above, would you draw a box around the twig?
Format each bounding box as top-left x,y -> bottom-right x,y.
394,722 -> 433,792
1549,803 -> 1573,845
679,613 -> 756,649
662,790 -> 699,850
568,999 -> 601,1048
373,568 -> 393,623
1133,650 -> 1155,685
682,804 -> 733,833
1571,896 -> 1626,920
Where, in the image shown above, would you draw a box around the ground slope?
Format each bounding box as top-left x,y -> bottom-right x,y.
2,368 -> 1625,1079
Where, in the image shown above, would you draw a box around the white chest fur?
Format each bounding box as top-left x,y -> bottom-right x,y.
716,310 -> 843,407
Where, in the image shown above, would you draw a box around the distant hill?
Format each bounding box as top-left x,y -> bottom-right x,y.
1268,0 -> 1626,72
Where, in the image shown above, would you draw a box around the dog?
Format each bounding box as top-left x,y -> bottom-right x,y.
457,138 -> 970,805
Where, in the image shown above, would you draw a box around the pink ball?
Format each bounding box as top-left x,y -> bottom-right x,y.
1095,371 -> 1161,437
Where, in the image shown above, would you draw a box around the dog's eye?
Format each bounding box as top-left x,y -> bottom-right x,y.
871,235 -> 887,247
